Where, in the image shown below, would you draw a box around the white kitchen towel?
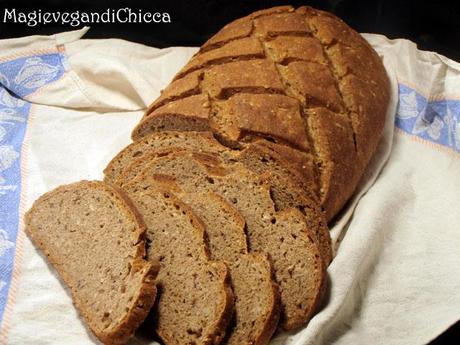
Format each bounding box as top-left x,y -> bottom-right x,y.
0,28 -> 458,345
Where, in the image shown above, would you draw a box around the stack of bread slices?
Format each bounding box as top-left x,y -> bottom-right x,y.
27,131 -> 331,344
25,5 -> 390,345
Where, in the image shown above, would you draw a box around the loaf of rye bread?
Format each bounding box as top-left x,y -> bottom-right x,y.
126,151 -> 325,330
24,181 -> 159,345
25,5 -> 391,344
131,5 -> 390,221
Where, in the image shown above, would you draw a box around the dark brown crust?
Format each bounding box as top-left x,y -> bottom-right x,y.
144,70 -> 203,116
298,6 -> 390,219
130,6 -> 390,221
176,37 -> 265,80
24,181 -> 159,345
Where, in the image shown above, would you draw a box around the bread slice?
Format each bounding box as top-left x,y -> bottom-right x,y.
127,151 -> 326,330
224,256 -> 278,345
104,131 -> 331,265
121,183 -> 234,344
179,192 -> 280,345
233,141 -> 332,265
103,131 -> 227,184
24,181 -> 159,345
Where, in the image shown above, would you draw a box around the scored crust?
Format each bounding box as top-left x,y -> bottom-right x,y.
131,5 -> 390,221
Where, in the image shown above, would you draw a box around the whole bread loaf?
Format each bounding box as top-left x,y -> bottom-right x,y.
131,5 -> 390,221
24,181 -> 159,345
